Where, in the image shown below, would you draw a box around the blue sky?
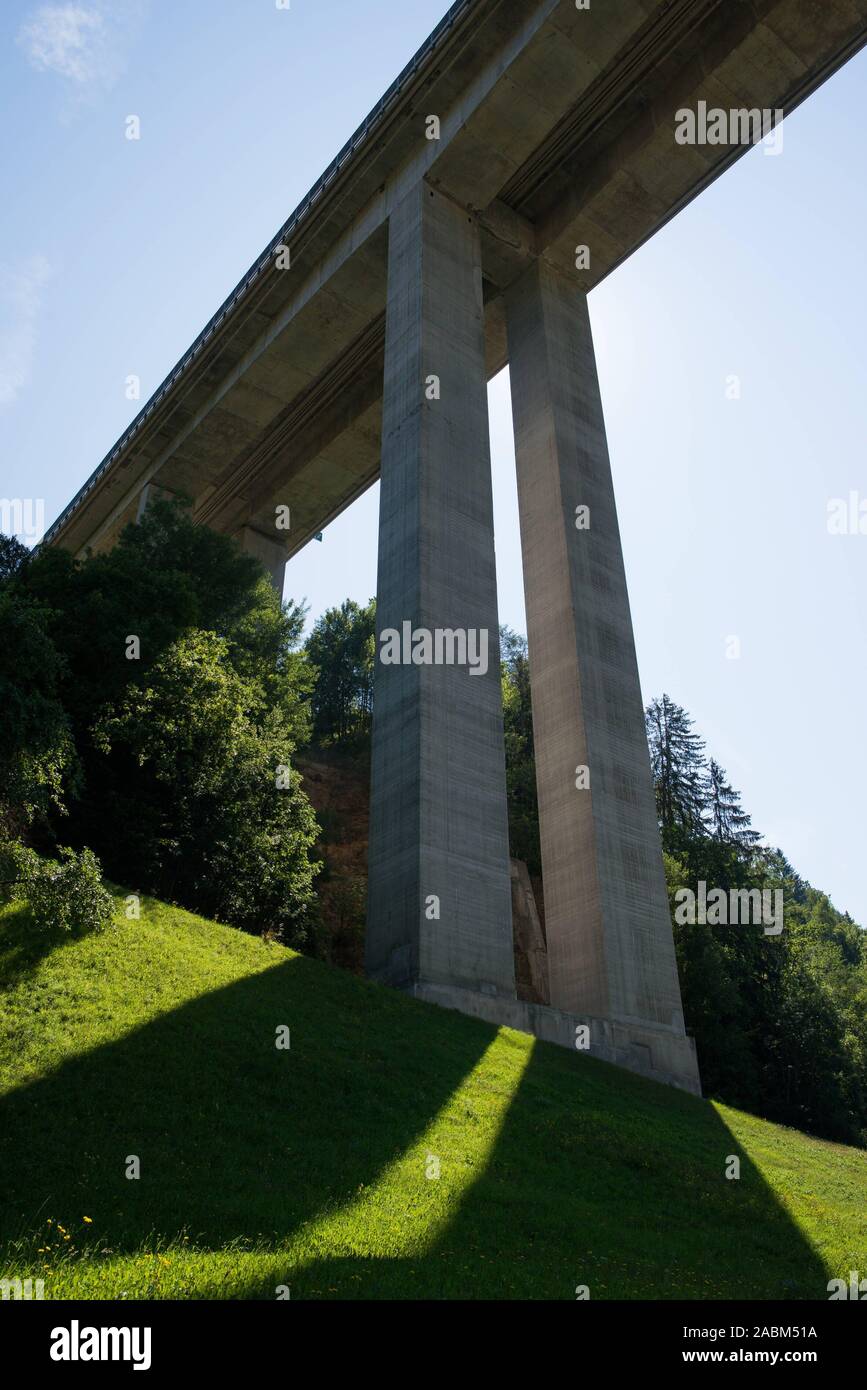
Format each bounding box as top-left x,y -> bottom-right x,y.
1,1 -> 865,926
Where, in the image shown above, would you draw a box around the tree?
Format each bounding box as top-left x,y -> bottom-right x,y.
20,498 -> 308,741
707,758 -> 761,851
9,500 -> 320,943
305,599 -> 375,745
0,534 -> 30,585
500,627 -> 540,874
0,587 -> 76,834
645,694 -> 709,846
93,631 -> 320,944
663,849 -> 757,1103
647,695 -> 867,1146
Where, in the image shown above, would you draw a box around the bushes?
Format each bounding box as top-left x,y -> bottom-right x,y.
0,501 -> 321,946
0,842 -> 114,937
89,630 -> 319,945
0,840 -> 39,906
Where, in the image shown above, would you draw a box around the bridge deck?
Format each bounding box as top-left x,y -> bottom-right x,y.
44,0 -> 867,560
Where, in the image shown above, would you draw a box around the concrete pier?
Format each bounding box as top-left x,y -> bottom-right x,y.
506,260 -> 698,1090
235,525 -> 289,596
412,982 -> 701,1096
365,183 -> 515,1000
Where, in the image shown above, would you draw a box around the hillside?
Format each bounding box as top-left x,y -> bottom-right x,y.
1,894 -> 865,1300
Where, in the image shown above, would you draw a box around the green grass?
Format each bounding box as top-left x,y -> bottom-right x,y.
1,893 -> 865,1300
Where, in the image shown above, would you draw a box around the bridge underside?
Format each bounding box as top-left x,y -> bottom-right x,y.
51,0 -> 867,566
46,0 -> 867,1093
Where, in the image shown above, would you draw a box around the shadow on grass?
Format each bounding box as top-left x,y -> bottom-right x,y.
0,943 -> 831,1300
0,953 -> 491,1256
232,1038 -> 831,1300
0,902 -> 63,988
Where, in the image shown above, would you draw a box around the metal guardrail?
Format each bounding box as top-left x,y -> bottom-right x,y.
42,0 -> 477,546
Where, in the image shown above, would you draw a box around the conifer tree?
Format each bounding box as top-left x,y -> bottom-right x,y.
645,694 -> 708,841
707,758 -> 761,851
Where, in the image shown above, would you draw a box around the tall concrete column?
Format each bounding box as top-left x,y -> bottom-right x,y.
506,259 -> 689,1043
366,182 -> 515,1000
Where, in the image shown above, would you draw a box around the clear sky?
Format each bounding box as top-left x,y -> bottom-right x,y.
1,1 -> 864,926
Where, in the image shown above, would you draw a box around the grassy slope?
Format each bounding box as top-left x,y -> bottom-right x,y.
1,895 -> 864,1300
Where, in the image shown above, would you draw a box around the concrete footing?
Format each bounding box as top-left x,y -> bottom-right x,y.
410,981 -> 702,1096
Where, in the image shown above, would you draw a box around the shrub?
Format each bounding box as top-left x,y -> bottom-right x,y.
91,631 -> 319,945
0,841 -> 34,905
0,841 -> 114,937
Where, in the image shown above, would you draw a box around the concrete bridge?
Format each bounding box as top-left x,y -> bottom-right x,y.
45,0 -> 867,1093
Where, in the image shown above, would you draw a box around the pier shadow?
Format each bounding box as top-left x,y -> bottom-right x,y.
0,924 -> 835,1300
0,949 -> 492,1258
0,902 -> 65,988
242,1036 -> 833,1300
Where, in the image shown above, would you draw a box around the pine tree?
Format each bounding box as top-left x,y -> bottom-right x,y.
707,758 -> 761,851
645,694 -> 708,840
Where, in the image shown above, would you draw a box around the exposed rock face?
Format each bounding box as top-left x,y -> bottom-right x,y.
510,858 -> 549,1006
296,752 -> 370,976
297,750 -> 549,996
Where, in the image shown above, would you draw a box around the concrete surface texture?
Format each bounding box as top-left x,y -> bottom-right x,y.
506,260 -> 687,1037
366,184 -> 515,1000
411,981 -> 702,1096
510,858 -> 550,1006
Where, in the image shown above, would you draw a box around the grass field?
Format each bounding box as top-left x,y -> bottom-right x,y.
1,893 -> 864,1300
